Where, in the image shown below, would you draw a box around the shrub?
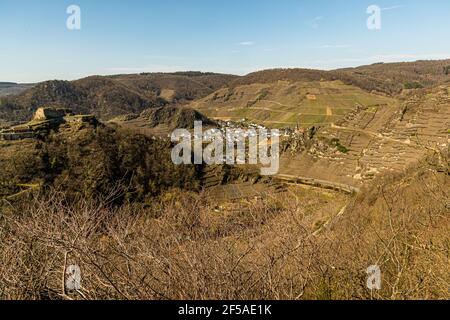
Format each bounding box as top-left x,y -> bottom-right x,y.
404,82 -> 424,89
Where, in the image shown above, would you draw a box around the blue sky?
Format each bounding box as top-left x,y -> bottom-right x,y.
1,0 -> 450,82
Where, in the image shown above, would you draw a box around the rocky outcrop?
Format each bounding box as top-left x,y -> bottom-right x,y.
0,107 -> 97,141
33,107 -> 73,121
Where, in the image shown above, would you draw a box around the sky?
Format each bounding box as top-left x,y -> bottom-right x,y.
1,0 -> 450,83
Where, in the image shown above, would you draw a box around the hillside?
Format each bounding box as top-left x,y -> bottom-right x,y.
231,59 -> 450,95
0,112 -> 201,201
0,72 -> 237,124
0,82 -> 18,88
0,82 -> 35,97
0,107 -> 259,202
2,60 -> 450,125
191,80 -> 395,127
338,59 -> 450,94
111,72 -> 238,103
277,84 -> 450,189
110,106 -> 215,137
0,62 -> 448,301
1,145 -> 447,300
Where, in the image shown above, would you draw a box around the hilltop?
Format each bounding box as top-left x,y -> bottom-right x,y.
2,60 -> 450,126
0,106 -> 256,202
0,82 -> 35,97
0,82 -> 18,87
0,107 -> 202,201
110,106 -> 216,137
0,72 -> 237,124
338,59 -> 450,94
231,59 -> 450,95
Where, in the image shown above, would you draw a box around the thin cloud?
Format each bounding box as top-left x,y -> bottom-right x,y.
310,44 -> 352,49
143,55 -> 180,60
239,41 -> 255,46
381,5 -> 404,11
263,48 -> 279,52
371,53 -> 449,61
308,16 -> 323,29
309,53 -> 450,68
105,64 -> 185,74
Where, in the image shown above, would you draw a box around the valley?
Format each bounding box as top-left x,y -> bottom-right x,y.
191,80 -> 394,127
1,61 -> 448,205
0,60 -> 448,300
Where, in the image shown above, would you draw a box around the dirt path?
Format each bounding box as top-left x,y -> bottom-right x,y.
276,174 -> 360,194
261,100 -> 291,108
330,124 -> 417,147
248,107 -> 286,113
326,106 -> 333,116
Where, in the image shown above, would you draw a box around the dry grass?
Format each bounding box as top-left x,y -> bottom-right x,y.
0,155 -> 448,300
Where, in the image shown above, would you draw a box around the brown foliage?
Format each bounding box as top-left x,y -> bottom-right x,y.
0,156 -> 448,300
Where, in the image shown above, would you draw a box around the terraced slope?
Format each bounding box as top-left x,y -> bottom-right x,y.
278,86 -> 450,189
191,80 -> 394,128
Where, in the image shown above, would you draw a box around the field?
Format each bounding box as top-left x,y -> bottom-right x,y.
191,81 -> 396,128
